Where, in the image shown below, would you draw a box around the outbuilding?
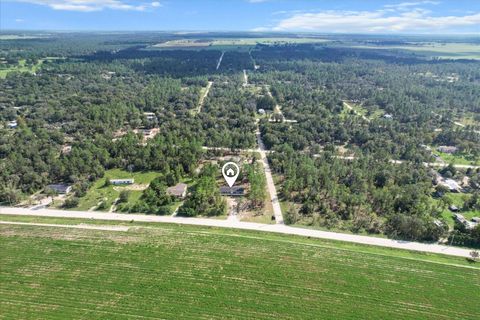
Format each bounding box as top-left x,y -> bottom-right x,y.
46,184 -> 72,194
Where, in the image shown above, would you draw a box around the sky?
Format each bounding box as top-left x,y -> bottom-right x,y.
1,0 -> 479,34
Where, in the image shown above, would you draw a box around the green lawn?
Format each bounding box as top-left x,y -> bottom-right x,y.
436,151 -> 480,166
0,217 -> 478,319
0,59 -> 42,78
438,193 -> 480,228
0,57 -> 64,78
74,169 -> 161,211
349,42 -> 480,60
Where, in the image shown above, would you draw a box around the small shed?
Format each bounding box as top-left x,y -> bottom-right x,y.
449,205 -> 459,212
46,184 -> 72,194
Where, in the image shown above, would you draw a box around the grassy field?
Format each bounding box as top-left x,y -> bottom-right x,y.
0,215 -> 478,319
72,169 -> 161,211
438,193 -> 480,228
349,42 -> 480,60
436,151 -> 480,166
0,57 -> 61,78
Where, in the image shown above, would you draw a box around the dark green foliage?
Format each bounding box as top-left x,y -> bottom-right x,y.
245,163 -> 266,208
63,197 -> 79,208
136,177 -> 174,215
178,165 -> 226,217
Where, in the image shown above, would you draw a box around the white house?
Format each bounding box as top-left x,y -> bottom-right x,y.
440,179 -> 462,192
7,120 -> 17,129
110,178 -> 134,185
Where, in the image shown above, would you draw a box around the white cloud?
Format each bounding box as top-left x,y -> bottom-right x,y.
15,18 -> 25,22
384,1 -> 440,9
265,7 -> 480,33
13,1 -> 161,12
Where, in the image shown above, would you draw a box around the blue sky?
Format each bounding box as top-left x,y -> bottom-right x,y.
1,1 -> 479,34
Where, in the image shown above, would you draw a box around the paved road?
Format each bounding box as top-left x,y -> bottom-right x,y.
216,51 -> 225,70
243,69 -> 248,87
256,126 -> 284,224
202,146 -> 261,153
391,159 -> 480,169
0,207 -> 473,258
432,111 -> 480,134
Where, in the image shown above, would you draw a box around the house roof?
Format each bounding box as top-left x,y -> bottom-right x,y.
220,186 -> 245,195
46,184 -> 72,193
441,179 -> 461,191
110,178 -> 134,183
167,183 -> 188,197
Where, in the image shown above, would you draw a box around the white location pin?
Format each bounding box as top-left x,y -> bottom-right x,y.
222,162 -> 240,188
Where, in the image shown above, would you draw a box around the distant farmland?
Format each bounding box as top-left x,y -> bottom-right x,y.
152,37 -> 330,49
0,218 -> 479,319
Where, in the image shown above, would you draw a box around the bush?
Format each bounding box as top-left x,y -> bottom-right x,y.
63,197 -> 79,208
96,200 -> 108,210
118,190 -> 130,203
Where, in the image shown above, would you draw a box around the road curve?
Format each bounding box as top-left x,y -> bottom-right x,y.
0,206 -> 474,258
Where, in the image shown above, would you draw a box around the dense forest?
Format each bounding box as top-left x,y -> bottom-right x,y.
1,33 -> 479,245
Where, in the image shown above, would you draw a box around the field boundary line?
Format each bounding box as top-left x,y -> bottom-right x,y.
0,220 -> 130,232
0,207 -> 475,258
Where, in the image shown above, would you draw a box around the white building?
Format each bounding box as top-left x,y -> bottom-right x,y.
440,179 -> 462,192
110,178 -> 134,185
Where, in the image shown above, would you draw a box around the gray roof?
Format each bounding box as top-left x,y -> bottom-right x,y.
110,178 -> 134,183
46,184 -> 72,194
220,186 -> 245,196
167,183 -> 188,197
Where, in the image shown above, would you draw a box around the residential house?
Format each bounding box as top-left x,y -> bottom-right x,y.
440,179 -> 462,193
61,145 -> 72,154
110,179 -> 134,185
437,146 -> 458,154
144,112 -> 157,121
7,120 -> 17,129
454,213 -> 477,230
166,183 -> 188,199
220,186 -> 245,196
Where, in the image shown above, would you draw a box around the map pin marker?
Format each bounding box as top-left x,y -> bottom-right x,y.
222,162 -> 240,188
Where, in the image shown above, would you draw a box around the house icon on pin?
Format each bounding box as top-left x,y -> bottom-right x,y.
226,168 -> 235,177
